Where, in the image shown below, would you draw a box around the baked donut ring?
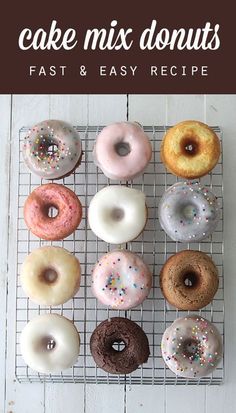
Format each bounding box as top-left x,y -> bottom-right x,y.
88,186 -> 147,244
161,120 -> 220,178
24,183 -> 82,240
161,315 -> 223,378
21,314 -> 80,374
22,120 -> 82,180
93,122 -> 152,180
21,246 -> 81,306
90,317 -> 150,374
158,181 -> 220,242
160,250 -> 219,310
91,250 -> 152,310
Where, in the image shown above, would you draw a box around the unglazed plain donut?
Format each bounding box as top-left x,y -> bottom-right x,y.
158,181 -> 220,242
22,120 -> 82,179
90,317 -> 150,374
91,250 -> 152,310
24,183 -> 82,240
160,250 -> 219,310
88,186 -> 147,244
21,246 -> 81,306
161,315 -> 223,378
93,122 -> 152,180
161,120 -> 221,179
21,314 -> 80,374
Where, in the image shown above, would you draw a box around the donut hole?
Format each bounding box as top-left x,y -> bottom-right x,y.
114,141 -> 131,157
183,338 -> 201,359
183,272 -> 198,288
182,137 -> 199,156
41,336 -> 56,351
182,204 -> 198,221
47,205 -> 59,218
37,137 -> 59,160
42,268 -> 58,284
111,207 -> 125,221
47,143 -> 59,155
111,340 -> 126,352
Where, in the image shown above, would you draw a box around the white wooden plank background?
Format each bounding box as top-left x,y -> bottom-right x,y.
1,94 -> 235,413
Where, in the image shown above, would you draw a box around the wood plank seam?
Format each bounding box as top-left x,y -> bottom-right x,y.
3,95 -> 13,413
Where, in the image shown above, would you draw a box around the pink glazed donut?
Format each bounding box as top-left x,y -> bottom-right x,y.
24,183 -> 82,240
93,122 -> 152,180
91,250 -> 152,310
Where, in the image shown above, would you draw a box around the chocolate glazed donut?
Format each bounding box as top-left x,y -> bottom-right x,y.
90,317 -> 150,374
160,250 -> 219,310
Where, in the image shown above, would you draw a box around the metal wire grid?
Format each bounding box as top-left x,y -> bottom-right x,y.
15,125 -> 224,385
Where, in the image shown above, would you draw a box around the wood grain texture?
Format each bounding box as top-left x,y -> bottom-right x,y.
44,383 -> 83,413
126,385 -> 165,413
49,95 -> 88,125
166,386 -> 206,413
205,95 -> 236,413
1,94 -> 235,413
84,94 -> 126,413
5,94 -> 127,413
129,95 -> 167,124
44,93 -> 87,413
128,94 -> 207,413
164,94 -> 206,413
127,94 -> 167,413
166,95 -> 205,124
5,95 -> 50,413
88,95 -> 127,124
0,95 -> 11,413
85,384 -> 124,413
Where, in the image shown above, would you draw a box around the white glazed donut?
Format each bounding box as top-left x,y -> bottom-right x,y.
20,314 -> 80,374
22,120 -> 82,179
161,315 -> 223,378
88,186 -> 147,244
93,122 -> 152,180
20,246 -> 81,306
158,181 -> 220,242
91,250 -> 152,309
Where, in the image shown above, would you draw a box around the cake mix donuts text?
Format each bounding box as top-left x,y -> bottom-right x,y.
18,19 -> 220,52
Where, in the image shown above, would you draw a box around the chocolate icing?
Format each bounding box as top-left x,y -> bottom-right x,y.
90,317 -> 150,374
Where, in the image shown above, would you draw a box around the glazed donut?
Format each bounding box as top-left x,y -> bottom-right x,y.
22,120 -> 82,180
90,317 -> 150,374
160,250 -> 219,310
24,183 -> 82,240
161,120 -> 220,179
161,315 -> 223,378
158,181 -> 220,242
21,246 -> 81,306
88,186 -> 147,244
91,250 -> 152,310
93,122 -> 152,180
21,314 -> 80,374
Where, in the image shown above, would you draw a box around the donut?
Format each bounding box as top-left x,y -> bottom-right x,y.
161,120 -> 220,179
21,314 -> 80,374
91,250 -> 152,310
22,119 -> 82,180
158,181 -> 220,242
21,246 -> 81,306
93,122 -> 152,180
160,250 -> 219,310
24,183 -> 82,240
88,186 -> 147,244
161,315 -> 223,378
90,317 -> 150,374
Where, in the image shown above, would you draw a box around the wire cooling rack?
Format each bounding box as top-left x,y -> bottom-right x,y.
15,126 -> 224,385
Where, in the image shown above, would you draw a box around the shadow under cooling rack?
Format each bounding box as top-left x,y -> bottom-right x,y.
15,125 -> 224,385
